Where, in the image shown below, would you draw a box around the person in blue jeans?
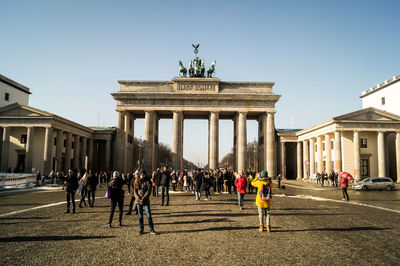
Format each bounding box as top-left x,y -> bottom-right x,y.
159,166 -> 171,206
134,170 -> 158,235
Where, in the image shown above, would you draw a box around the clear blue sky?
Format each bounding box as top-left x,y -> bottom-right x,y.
1,0 -> 399,165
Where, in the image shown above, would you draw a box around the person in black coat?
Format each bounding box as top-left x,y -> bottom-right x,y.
106,171 -> 126,228
126,172 -> 138,215
159,166 -> 171,206
194,169 -> 203,201
64,169 -> 79,214
87,170 -> 98,207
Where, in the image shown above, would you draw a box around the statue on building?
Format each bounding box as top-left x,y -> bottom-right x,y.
178,44 -> 216,78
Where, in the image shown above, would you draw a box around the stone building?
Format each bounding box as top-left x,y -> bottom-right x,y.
0,74 -> 30,108
0,103 -> 114,174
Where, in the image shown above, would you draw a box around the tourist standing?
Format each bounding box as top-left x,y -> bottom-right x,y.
235,171 -> 248,210
203,171 -> 212,200
160,166 -> 171,206
126,171 -> 138,215
277,174 -> 282,189
194,169 -> 203,201
78,173 -> 88,208
106,171 -> 126,228
87,170 -> 98,207
251,170 -> 273,232
63,169 -> 79,214
134,170 -> 158,235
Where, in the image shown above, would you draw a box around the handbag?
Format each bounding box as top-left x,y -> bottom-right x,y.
105,187 -> 111,199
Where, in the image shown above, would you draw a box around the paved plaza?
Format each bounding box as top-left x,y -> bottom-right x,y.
0,183 -> 399,265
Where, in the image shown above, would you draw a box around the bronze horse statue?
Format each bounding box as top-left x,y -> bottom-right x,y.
207,60 -> 216,78
179,61 -> 187,77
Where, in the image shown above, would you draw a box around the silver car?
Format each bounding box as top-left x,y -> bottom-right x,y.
353,177 -> 395,191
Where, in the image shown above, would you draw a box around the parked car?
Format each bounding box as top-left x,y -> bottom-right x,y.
352,177 -> 395,191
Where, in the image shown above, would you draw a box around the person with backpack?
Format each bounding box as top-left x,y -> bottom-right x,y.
234,171 -> 248,210
251,170 -> 273,232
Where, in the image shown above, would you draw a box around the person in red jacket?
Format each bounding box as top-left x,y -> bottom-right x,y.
340,174 -> 353,201
235,171 -> 248,210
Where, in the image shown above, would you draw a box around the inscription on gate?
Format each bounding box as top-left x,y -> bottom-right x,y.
173,77 -> 220,94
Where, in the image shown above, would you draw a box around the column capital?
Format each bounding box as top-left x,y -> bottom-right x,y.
267,111 -> 276,115
209,110 -> 220,115
172,110 -> 183,114
238,111 -> 248,115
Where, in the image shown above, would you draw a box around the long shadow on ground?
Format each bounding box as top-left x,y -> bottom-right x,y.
0,235 -> 116,243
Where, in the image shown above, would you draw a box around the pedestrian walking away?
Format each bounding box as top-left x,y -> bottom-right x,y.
277,174 -> 282,189
78,173 -> 88,208
235,171 -> 248,210
194,169 -> 204,201
134,170 -> 158,235
251,170 -> 273,232
340,172 -> 354,201
106,171 -> 126,228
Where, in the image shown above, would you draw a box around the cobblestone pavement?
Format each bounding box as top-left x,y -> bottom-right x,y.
0,185 -> 399,265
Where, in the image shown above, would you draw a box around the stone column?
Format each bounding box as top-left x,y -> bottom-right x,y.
55,130 -> 63,172
144,111 -> 154,173
73,135 -> 80,170
43,127 -> 53,175
334,131 -> 342,173
25,127 -> 34,173
88,138 -> 93,170
105,139 -> 111,171
325,134 -> 332,173
266,112 -> 276,177
114,111 -> 125,171
316,136 -> 323,173
297,141 -> 302,180
258,113 -> 266,170
237,112 -> 247,172
396,132 -> 400,183
123,112 -> 134,173
208,111 -> 219,170
303,140 -> 309,179
1,127 -> 10,172
353,131 -> 360,181
65,132 -> 72,171
172,111 -> 184,170
309,138 -> 315,178
233,114 -> 238,171
81,137 -> 87,170
280,141 -> 286,178
377,131 -> 386,177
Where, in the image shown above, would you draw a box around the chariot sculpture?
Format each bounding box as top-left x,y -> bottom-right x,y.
179,44 -> 216,78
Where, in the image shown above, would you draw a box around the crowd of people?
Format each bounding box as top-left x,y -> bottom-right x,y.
58,166 -> 276,234
313,171 -> 340,187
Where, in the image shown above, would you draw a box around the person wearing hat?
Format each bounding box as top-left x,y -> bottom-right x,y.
251,170 -> 273,232
134,170 -> 158,235
106,171 -> 126,228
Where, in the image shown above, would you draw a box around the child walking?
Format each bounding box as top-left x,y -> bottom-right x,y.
251,170 -> 273,232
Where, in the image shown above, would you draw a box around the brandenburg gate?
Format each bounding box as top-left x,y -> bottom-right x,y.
112,45 -> 280,175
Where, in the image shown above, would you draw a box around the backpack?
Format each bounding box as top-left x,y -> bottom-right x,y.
260,184 -> 272,201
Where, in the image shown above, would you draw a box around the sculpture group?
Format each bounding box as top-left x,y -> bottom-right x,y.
179,44 -> 216,78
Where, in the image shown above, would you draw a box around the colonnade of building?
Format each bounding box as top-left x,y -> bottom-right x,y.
296,130 -> 400,181
115,110 -> 278,176
0,126 -> 112,174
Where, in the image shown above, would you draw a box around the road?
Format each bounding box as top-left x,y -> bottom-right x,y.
0,182 -> 399,265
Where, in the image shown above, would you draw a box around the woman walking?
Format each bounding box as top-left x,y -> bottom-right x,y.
251,170 -> 273,232
78,173 -> 88,208
235,171 -> 248,210
134,170 -> 158,235
106,171 -> 125,228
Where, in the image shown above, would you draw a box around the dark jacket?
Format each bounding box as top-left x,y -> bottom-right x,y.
160,171 -> 170,187
154,171 -> 161,186
64,174 -> 79,192
87,173 -> 98,191
134,178 -> 152,205
203,176 -> 212,190
194,172 -> 203,191
108,176 -> 125,200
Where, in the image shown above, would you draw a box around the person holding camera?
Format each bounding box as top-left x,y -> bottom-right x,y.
134,170 -> 158,235
106,171 -> 126,228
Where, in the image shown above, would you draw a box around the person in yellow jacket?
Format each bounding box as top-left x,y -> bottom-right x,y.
251,170 -> 273,232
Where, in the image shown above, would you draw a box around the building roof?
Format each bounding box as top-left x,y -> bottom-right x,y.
360,75 -> 400,98
0,74 -> 31,94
